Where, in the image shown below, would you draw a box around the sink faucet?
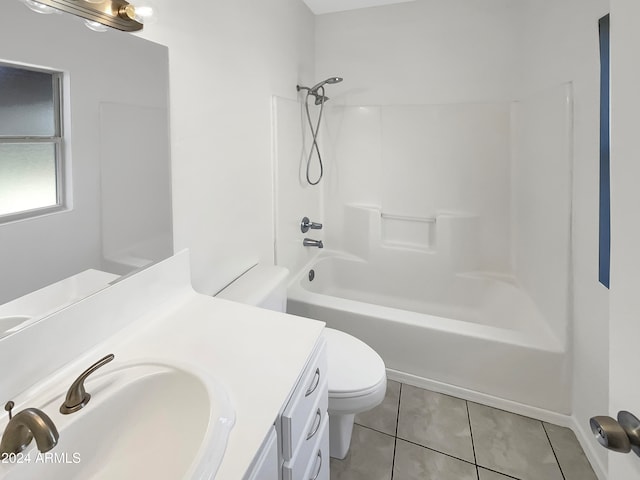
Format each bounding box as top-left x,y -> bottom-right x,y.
0,401 -> 59,455
303,238 -> 324,249
60,353 -> 114,414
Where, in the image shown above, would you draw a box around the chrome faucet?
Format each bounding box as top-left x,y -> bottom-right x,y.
0,401 -> 59,455
301,217 -> 323,233
303,238 -> 324,249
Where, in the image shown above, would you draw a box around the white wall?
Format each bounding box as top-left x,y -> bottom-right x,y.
315,0 -> 523,106
139,0 -> 316,295
608,2 -> 640,478
518,0 -> 610,475
0,2 -> 171,305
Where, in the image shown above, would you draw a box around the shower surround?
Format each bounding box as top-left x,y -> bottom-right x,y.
274,82 -> 573,415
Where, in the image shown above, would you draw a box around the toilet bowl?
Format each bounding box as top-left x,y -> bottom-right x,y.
324,328 -> 386,458
215,264 -> 386,459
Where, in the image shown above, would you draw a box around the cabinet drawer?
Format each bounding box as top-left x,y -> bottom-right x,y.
282,414 -> 329,480
281,338 -> 328,460
303,419 -> 330,480
286,380 -> 328,471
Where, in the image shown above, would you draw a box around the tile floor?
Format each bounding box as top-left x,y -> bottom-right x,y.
330,381 -> 598,480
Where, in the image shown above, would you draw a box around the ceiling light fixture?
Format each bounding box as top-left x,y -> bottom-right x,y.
19,0 -> 146,32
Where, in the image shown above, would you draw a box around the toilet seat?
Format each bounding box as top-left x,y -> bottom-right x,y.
323,328 -> 386,414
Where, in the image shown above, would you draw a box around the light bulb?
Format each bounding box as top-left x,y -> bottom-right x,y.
20,0 -> 59,14
83,19 -> 109,32
132,1 -> 159,25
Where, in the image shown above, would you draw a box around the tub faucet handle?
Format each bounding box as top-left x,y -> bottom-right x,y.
301,217 -> 323,233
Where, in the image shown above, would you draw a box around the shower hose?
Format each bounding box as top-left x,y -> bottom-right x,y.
303,86 -> 325,186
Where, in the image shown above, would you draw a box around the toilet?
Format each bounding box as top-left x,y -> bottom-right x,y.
215,264 -> 387,459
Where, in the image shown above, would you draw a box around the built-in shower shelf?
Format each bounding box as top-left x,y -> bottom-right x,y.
380,240 -> 435,253
380,211 -> 435,250
380,212 -> 436,224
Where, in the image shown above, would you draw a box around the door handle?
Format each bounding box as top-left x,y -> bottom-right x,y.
590,410 -> 640,457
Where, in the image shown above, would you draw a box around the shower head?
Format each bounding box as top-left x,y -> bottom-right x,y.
310,77 -> 343,94
296,77 -> 343,105
298,77 -> 343,186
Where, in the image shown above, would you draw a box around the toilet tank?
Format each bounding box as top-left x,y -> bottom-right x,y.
215,265 -> 289,313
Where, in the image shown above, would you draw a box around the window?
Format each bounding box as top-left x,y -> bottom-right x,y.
0,64 -> 64,222
599,14 -> 610,288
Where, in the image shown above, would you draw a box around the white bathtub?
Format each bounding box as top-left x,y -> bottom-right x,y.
287,251 -> 570,414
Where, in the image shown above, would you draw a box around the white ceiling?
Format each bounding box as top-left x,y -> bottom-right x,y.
302,0 -> 416,15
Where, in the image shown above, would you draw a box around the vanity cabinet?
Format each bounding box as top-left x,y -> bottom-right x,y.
245,336 -> 329,480
280,337 -> 328,480
246,428 -> 278,480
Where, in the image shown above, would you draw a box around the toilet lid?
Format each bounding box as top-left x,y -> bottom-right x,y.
323,328 -> 386,396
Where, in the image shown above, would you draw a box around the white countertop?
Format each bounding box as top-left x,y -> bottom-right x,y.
0,251 -> 325,479
110,294 -> 326,479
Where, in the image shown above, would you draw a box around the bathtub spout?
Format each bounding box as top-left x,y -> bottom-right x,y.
303,238 -> 324,249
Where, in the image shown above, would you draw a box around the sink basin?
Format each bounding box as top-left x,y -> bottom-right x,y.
0,362 -> 235,480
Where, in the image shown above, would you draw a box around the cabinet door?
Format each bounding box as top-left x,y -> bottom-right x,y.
282,415 -> 329,480
302,418 -> 330,480
281,338 -> 328,459
246,427 -> 278,480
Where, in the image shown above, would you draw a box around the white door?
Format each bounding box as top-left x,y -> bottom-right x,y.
608,0 -> 640,478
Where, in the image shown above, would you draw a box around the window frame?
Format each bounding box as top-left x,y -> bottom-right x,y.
0,63 -> 65,223
598,14 -> 610,288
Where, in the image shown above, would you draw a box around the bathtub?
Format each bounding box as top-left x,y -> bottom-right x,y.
287,251 -> 570,414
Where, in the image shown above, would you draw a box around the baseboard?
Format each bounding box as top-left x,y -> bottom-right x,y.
387,368 -> 607,480
570,415 -> 608,480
